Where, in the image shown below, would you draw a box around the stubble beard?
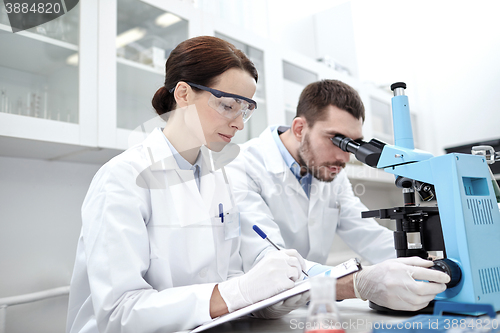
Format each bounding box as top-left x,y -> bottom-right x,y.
297,134 -> 346,183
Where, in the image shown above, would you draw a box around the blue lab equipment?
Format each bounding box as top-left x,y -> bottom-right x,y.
372,301 -> 498,333
331,82 -> 500,312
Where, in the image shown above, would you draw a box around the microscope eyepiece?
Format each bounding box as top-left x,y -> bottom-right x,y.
331,135 -> 361,154
331,134 -> 386,168
390,82 -> 407,91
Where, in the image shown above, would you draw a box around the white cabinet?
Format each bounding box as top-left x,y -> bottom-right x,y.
213,32 -> 268,144
360,85 -> 394,145
361,84 -> 421,149
99,0 -> 200,151
0,4 -> 81,149
0,2 -> 117,161
0,0 -> 406,184
283,61 -> 318,125
0,0 -> 195,160
116,0 -> 188,131
0,27 -> 78,123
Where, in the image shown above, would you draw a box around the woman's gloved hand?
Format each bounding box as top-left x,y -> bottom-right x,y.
354,257 -> 451,311
251,291 -> 311,319
218,249 -> 306,312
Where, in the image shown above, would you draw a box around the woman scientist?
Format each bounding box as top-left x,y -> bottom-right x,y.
66,36 -> 306,333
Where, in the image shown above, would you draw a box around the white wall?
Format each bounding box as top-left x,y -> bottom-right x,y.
0,156 -> 100,332
198,0 -> 500,154
351,0 -> 500,155
315,2 -> 359,77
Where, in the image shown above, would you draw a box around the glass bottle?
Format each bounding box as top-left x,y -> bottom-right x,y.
304,276 -> 345,333
0,87 -> 6,113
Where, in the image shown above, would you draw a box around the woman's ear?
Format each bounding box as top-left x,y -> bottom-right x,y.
173,82 -> 190,108
291,117 -> 307,142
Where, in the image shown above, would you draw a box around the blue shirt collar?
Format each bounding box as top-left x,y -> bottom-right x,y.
271,125 -> 312,187
164,137 -> 201,171
162,130 -> 202,190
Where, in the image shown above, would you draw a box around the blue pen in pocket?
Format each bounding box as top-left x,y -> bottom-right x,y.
219,203 -> 224,223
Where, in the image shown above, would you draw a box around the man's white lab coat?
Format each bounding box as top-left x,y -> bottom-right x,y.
226,126 -> 396,272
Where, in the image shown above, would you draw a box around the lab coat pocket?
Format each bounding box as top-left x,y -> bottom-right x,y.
223,211 -> 240,240
211,217 -> 236,281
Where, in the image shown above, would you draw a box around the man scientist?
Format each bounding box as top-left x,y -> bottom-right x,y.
226,79 -> 450,312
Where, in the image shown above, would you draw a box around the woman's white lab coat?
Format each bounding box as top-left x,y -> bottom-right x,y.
66,128 -> 242,333
225,126 -> 396,272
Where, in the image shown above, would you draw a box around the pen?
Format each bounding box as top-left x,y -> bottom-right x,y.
219,203 -> 224,223
252,225 -> 309,277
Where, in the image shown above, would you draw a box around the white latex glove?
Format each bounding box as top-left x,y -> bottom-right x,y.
251,291 -> 311,319
218,249 -> 306,312
354,257 -> 451,311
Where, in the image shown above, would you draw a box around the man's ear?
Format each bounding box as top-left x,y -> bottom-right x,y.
173,82 -> 190,108
291,117 -> 307,142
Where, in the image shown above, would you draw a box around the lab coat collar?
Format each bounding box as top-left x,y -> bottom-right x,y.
259,126 -> 289,175
142,128 -> 179,171
260,126 -> 336,202
308,176 -> 328,212
259,126 -> 308,198
143,128 -> 240,174
199,144 -> 241,173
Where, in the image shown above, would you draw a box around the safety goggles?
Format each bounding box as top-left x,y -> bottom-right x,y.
182,82 -> 257,123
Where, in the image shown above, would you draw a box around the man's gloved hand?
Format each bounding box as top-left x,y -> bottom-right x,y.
252,291 -> 311,319
354,257 -> 451,311
218,249 -> 306,312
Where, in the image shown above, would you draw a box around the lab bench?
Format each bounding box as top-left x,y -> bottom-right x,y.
195,299 -> 500,333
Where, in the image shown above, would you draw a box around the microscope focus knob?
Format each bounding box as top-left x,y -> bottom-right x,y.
430,258 -> 462,289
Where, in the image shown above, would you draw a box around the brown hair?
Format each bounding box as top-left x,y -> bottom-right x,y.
152,36 -> 258,115
296,79 -> 365,127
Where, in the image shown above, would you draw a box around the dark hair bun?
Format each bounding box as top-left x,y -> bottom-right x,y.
152,86 -> 174,116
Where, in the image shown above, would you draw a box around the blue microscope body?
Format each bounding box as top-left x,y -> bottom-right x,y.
332,83 -> 500,311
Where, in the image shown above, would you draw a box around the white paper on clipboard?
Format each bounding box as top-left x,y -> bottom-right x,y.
190,280 -> 311,333
189,258 -> 361,333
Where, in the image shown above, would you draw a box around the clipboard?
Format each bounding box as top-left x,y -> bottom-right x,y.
190,258 -> 361,333
190,279 -> 311,333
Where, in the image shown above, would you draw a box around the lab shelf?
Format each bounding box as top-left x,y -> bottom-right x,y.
116,57 -> 163,75
0,0 -> 406,181
0,112 -> 123,164
0,112 -> 122,164
117,58 -> 165,106
0,23 -> 79,125
116,58 -> 164,130
0,24 -> 78,75
0,23 -> 78,52
0,112 -> 79,144
0,118 -> 123,164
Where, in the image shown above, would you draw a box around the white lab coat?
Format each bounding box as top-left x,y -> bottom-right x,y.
225,126 -> 396,272
66,128 -> 243,333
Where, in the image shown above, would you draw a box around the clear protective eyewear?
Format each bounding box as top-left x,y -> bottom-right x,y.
185,82 -> 257,123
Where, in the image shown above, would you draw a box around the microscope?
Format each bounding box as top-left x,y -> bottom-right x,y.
331,82 -> 500,312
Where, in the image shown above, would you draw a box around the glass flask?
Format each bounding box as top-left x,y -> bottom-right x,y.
304,276 -> 345,333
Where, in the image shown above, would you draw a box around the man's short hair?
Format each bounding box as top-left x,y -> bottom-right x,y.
296,79 -> 365,127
